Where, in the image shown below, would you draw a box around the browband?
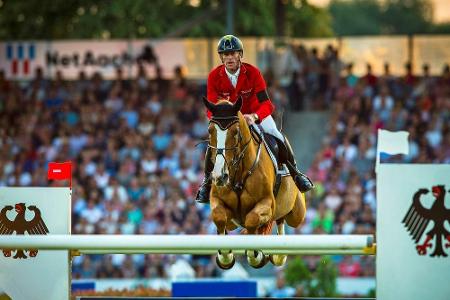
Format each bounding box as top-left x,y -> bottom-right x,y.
210,117 -> 239,130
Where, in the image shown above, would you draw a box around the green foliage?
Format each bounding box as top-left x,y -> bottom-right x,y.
0,0 -> 333,39
381,0 -> 433,34
286,0 -> 334,37
310,256 -> 338,297
235,0 -> 276,36
429,22 -> 450,34
329,0 -> 382,36
1,0 -> 443,39
285,256 -> 338,297
329,0 -> 445,36
285,256 -> 312,287
0,0 -> 219,39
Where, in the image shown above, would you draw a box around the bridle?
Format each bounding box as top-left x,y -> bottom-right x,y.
207,116 -> 262,194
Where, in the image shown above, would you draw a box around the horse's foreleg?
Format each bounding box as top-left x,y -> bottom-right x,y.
212,203 -> 235,269
244,197 -> 273,234
244,197 -> 273,268
211,204 -> 233,234
270,220 -> 287,266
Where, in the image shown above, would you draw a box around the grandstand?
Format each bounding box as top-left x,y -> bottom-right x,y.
0,39 -> 448,297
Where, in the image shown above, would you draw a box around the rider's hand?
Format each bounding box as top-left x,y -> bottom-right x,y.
243,113 -> 258,125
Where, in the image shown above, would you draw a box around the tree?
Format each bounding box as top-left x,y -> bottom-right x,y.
429,22 -> 450,34
285,256 -> 312,289
310,256 -> 338,297
328,0 -> 383,36
328,0 -> 440,36
0,0 -> 221,39
0,0 -> 333,39
284,256 -> 338,297
286,0 -> 334,37
381,0 -> 433,34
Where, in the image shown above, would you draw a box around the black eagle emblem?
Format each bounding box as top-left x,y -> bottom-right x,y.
402,185 -> 450,257
0,203 -> 49,259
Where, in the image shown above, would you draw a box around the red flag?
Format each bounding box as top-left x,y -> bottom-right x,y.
48,161 -> 72,188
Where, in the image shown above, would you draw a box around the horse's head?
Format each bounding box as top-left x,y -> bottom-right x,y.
203,96 -> 243,187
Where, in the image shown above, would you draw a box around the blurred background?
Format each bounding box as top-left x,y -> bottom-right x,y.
0,0 -> 449,298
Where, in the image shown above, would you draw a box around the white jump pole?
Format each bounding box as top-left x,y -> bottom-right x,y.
0,234 -> 375,255
78,248 -> 375,255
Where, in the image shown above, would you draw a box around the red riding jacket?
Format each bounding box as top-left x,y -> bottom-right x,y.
206,63 -> 274,121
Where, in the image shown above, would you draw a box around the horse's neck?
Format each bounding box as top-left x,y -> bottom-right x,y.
238,117 -> 258,170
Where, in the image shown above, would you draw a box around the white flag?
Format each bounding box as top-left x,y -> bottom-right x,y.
376,129 -> 409,172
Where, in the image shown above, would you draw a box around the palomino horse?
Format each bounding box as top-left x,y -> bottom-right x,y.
203,97 -> 306,269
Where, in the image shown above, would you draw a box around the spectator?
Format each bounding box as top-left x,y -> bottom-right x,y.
268,273 -> 296,298
311,202 -> 334,233
338,256 -> 361,277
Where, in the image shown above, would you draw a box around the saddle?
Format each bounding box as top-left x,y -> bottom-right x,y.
250,125 -> 290,197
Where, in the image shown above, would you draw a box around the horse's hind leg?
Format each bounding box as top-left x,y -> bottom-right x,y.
269,193 -> 305,267
285,192 -> 306,228
270,220 -> 287,266
212,204 -> 235,269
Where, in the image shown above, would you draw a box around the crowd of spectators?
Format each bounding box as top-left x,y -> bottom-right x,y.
285,44 -> 448,280
0,43 -> 448,283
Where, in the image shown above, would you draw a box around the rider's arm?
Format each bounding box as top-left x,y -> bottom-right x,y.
253,70 -> 274,121
206,71 -> 219,119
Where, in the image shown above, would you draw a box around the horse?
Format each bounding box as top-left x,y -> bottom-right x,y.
202,97 -> 306,269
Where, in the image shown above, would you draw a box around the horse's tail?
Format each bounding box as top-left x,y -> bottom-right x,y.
240,221 -> 274,235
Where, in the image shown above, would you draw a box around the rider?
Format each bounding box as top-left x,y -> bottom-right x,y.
196,34 -> 314,204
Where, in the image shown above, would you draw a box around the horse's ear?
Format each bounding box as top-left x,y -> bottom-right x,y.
233,96 -> 243,113
203,96 -> 216,114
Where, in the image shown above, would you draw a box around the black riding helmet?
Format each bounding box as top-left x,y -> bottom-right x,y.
217,35 -> 243,55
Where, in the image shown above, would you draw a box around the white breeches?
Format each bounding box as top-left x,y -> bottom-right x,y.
260,115 -> 284,141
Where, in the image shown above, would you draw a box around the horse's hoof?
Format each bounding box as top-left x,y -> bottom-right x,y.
216,254 -> 235,270
253,255 -> 269,268
245,250 -> 269,268
269,254 -> 287,266
245,250 -> 269,269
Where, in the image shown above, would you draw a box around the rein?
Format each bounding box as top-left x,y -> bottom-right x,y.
205,117 -> 263,195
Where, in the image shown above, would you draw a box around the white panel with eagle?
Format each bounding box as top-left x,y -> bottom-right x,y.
0,187 -> 71,300
377,164 -> 450,300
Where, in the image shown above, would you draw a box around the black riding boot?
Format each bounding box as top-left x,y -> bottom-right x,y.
279,135 -> 314,193
195,147 -> 214,204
